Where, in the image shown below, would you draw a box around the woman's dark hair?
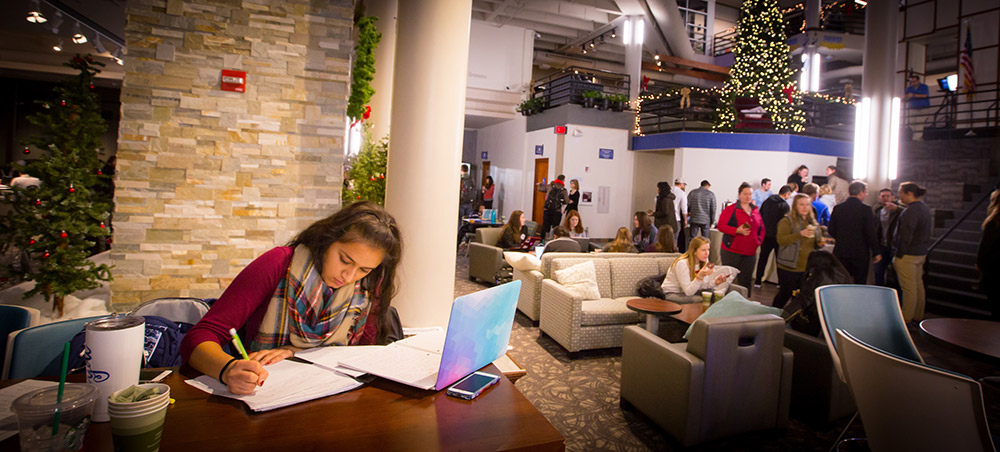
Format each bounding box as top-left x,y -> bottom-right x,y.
563,209 -> 584,234
657,181 -> 670,192
738,182 -> 752,196
501,210 -> 523,237
827,165 -> 846,180
654,224 -> 677,252
288,201 -> 402,344
791,165 -> 808,178
633,211 -> 652,237
898,181 -> 927,198
484,176 -> 493,188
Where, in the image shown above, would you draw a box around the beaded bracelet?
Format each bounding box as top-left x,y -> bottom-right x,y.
219,357 -> 239,384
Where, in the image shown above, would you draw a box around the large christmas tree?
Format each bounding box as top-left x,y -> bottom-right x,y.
715,0 -> 804,132
0,55 -> 112,317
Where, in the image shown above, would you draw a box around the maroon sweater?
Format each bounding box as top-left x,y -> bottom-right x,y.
179,247 -> 378,364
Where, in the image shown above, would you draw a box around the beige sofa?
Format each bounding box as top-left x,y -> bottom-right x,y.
539,254 -> 681,353
514,252 -> 680,323
468,227 -> 504,284
621,315 -> 793,447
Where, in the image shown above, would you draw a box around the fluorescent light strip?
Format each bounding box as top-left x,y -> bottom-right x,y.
887,97 -> 901,180
623,19 -> 631,45
853,97 -> 871,179
635,19 -> 644,46
800,54 -> 810,91
810,53 -> 820,92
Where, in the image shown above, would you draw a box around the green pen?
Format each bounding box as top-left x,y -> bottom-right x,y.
229,328 -> 250,360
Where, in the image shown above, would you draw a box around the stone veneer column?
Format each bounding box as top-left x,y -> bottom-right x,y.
112,0 -> 354,308
384,0 -> 472,327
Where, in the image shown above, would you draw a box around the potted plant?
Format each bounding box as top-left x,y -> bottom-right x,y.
516,98 -> 535,116
533,97 -> 547,114
609,94 -> 629,112
582,90 -> 603,109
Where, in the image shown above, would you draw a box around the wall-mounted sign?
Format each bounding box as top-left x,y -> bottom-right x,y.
535,145 -> 543,155
554,125 -> 567,135
221,70 -> 246,93
599,148 -> 614,160
481,151 -> 488,160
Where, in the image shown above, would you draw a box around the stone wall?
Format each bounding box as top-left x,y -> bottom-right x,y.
111,0 -> 353,308
895,137 -> 999,211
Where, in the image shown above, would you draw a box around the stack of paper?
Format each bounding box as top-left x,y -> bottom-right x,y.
336,331 -> 448,390
185,359 -> 362,412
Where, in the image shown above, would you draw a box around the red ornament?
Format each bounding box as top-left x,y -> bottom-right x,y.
68,185 -> 75,193
34,199 -> 41,206
60,231 -> 68,238
97,169 -> 102,175
60,99 -> 66,106
379,174 -> 385,179
29,239 -> 36,245
99,222 -> 106,229
23,147 -> 30,154
369,176 -> 376,181
356,195 -> 361,199
106,238 -> 112,244
42,251 -> 50,259
362,105 -> 371,120
89,83 -> 95,89
782,85 -> 795,103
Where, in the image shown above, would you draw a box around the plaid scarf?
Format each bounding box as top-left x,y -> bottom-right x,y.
250,245 -> 371,351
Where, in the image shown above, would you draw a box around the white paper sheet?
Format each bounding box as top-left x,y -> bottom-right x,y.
336,342 -> 443,390
295,346 -> 382,378
0,380 -> 58,442
184,360 -> 362,412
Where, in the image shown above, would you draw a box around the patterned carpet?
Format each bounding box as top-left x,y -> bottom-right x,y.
453,254 -> 1000,452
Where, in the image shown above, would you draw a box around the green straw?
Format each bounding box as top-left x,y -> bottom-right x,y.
52,342 -> 70,437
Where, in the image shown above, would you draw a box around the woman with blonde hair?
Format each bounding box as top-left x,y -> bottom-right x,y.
773,194 -> 825,308
602,227 -> 638,253
818,184 -> 836,211
562,209 -> 586,238
661,236 -> 729,297
978,188 -> 1000,320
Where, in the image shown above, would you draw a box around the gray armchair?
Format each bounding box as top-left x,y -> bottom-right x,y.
621,315 -> 793,447
783,328 -> 855,423
468,227 -> 504,284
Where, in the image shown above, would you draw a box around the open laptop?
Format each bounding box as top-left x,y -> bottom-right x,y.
336,280 -> 521,390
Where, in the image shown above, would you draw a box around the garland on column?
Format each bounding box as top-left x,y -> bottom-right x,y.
714,0 -> 805,132
347,16 -> 382,121
0,55 -> 112,317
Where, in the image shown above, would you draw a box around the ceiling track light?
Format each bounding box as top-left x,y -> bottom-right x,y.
581,45 -> 587,54
72,22 -> 87,44
26,0 -> 46,23
589,41 -> 595,48
49,11 -> 63,34
53,39 -> 63,52
93,35 -> 107,54
610,28 -> 616,38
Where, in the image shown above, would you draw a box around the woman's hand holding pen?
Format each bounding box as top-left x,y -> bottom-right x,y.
223,360 -> 269,395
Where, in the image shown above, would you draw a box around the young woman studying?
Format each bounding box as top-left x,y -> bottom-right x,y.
563,209 -> 586,238
661,236 -> 729,298
496,210 -> 528,249
180,201 -> 403,395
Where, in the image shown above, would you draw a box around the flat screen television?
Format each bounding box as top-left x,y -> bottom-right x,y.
937,74 -> 958,92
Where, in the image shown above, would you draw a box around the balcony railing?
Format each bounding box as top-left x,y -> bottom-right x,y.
636,89 -> 857,141
907,87 -> 1000,139
529,66 -> 630,111
713,1 -> 866,57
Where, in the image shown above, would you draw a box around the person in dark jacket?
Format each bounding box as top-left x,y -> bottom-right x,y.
787,165 -> 809,191
782,250 -> 854,337
894,182 -> 932,322
497,210 -> 528,249
978,188 -> 1000,321
651,181 -> 678,233
755,184 -> 793,287
828,181 -> 881,284
566,179 -> 580,214
873,188 -> 902,287
543,226 -> 582,254
540,175 -> 569,239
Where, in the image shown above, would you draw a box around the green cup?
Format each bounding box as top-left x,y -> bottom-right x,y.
701,291 -> 712,305
108,397 -> 168,452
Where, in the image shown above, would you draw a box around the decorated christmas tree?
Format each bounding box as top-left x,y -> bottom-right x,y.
714,0 -> 804,132
0,55 -> 112,316
342,126 -> 388,206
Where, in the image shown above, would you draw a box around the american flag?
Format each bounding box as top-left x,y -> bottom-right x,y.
960,27 -> 976,101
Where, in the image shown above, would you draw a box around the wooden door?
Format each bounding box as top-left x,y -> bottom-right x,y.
532,158 -> 548,223
481,161 -> 491,186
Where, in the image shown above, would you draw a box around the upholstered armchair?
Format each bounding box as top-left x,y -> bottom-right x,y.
468,227 -> 504,284
783,328 -> 855,423
620,315 -> 793,447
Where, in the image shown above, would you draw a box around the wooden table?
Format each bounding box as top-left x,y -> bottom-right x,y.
670,302 -> 709,325
919,318 -> 1000,364
626,298 -> 683,333
1,364 -> 564,452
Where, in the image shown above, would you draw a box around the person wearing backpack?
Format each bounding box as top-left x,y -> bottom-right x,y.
458,165 -> 476,220
540,175 -> 569,239
773,194 -> 825,309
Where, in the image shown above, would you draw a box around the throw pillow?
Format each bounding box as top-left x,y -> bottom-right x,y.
553,260 -> 602,300
504,252 -> 541,271
683,291 -> 782,339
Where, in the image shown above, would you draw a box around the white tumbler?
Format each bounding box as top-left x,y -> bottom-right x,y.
84,315 -> 145,422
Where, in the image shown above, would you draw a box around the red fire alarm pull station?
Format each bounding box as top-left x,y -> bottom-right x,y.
554,125 -> 567,135
221,70 -> 246,92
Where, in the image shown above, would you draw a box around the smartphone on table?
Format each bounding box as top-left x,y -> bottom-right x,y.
446,371 -> 501,400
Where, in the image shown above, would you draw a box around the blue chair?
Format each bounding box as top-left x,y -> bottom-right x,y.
0,305 -> 39,376
836,329 -> 995,452
4,315 -> 107,379
815,285 -> 922,451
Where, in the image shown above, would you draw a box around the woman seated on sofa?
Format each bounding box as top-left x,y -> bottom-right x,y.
632,211 -> 658,252
563,209 -> 587,238
661,236 -> 732,302
647,224 -> 677,252
496,210 -> 528,249
601,227 -> 638,253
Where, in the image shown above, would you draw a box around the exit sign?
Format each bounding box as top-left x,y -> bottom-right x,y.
554,125 -> 567,134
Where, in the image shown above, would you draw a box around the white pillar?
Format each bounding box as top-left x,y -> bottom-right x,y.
384,0 -> 472,328
624,16 -> 643,104
368,0 -> 397,143
859,0 -> 899,197
805,0 -> 820,29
